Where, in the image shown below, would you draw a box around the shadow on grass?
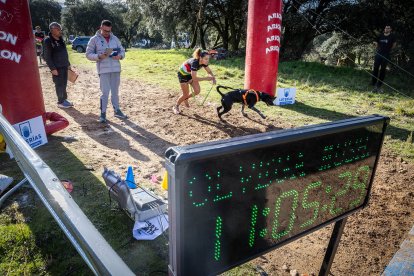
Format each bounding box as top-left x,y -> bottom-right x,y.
110,118 -> 175,158
0,136 -> 168,275
182,113 -> 282,136
278,61 -> 414,98
63,108 -> 175,159
280,101 -> 411,141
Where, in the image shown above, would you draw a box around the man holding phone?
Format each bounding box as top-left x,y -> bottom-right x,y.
86,20 -> 127,123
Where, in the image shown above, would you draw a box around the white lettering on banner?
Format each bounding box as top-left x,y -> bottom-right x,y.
268,13 -> 282,21
0,31 -> 17,45
265,45 -> 279,54
0,9 -> 12,23
0,49 -> 21,63
267,23 -> 281,32
266,35 -> 280,44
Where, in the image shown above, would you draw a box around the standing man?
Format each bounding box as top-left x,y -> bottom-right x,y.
86,20 -> 127,123
43,22 -> 73,108
371,25 -> 396,93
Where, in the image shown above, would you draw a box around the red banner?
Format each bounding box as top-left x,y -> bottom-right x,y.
244,0 -> 283,97
0,0 -> 45,124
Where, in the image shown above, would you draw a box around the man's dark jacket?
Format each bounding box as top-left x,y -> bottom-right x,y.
43,33 -> 70,70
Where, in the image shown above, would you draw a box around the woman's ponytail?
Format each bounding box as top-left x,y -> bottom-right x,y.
192,48 -> 202,59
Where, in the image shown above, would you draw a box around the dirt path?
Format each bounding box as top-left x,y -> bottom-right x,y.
39,66 -> 414,275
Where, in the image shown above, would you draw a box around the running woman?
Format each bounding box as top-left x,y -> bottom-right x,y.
173,48 -> 216,114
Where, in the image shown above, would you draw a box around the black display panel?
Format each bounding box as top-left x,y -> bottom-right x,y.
166,115 -> 388,276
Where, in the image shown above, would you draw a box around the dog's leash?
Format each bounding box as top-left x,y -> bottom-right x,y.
190,85 -> 196,100
200,84 -> 215,106
217,85 -> 237,91
188,83 -> 215,106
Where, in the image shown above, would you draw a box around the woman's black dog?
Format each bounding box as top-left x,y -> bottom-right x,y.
216,85 -> 275,120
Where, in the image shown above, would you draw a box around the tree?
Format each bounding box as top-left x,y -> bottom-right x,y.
280,0 -> 344,61
316,0 -> 414,70
205,0 -> 248,50
62,1 -> 113,36
132,0 -> 248,50
29,0 -> 62,31
129,0 -> 196,47
63,0 -> 81,6
107,2 -> 142,48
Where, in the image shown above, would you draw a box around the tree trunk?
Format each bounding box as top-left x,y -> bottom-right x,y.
344,52 -> 356,67
229,18 -> 238,51
199,25 -> 207,49
190,23 -> 198,48
173,31 -> 179,48
281,29 -> 314,61
222,17 -> 230,50
212,33 -> 221,48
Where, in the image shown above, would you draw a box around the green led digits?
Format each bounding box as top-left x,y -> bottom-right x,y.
319,136 -> 371,171
350,165 -> 370,208
271,190 -> 299,240
214,216 -> 222,261
249,205 -> 271,246
300,181 -> 322,228
259,208 -> 270,237
248,205 -> 258,247
189,171 -> 233,207
329,171 -> 352,215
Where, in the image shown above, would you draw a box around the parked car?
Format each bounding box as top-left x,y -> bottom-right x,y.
71,36 -> 92,53
132,39 -> 151,48
211,48 -> 228,60
68,35 -> 75,44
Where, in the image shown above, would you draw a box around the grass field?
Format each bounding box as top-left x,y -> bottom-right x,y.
0,48 -> 413,275
70,48 -> 414,160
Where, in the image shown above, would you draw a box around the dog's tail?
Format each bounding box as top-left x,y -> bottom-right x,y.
216,85 -> 236,97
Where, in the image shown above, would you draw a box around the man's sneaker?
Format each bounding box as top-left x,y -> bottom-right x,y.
64,100 -> 74,107
377,87 -> 384,93
114,109 -> 128,119
99,112 -> 107,123
371,86 -> 378,93
58,101 -> 73,108
172,105 -> 181,114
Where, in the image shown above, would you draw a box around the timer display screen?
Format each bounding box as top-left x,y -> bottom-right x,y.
166,116 -> 388,276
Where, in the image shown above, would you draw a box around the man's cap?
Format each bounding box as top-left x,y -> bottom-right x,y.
49,22 -> 62,30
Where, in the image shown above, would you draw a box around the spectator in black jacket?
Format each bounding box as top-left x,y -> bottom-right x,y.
43,22 -> 73,108
371,25 -> 396,93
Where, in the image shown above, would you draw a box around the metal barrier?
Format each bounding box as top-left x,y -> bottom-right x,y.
0,112 -> 134,276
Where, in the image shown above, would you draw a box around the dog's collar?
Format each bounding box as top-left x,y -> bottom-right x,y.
242,89 -> 259,106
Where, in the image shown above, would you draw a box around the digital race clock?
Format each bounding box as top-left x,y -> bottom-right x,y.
165,115 -> 389,276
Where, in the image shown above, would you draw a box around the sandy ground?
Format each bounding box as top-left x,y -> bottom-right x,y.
38,65 -> 414,275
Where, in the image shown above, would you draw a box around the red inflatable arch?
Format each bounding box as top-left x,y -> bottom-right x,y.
245,0 -> 283,97
0,0 -> 68,134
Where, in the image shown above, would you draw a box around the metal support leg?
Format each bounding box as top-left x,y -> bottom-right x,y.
319,217 -> 348,276
0,178 -> 28,209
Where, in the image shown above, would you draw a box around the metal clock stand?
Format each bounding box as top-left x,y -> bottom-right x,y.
319,217 -> 348,276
